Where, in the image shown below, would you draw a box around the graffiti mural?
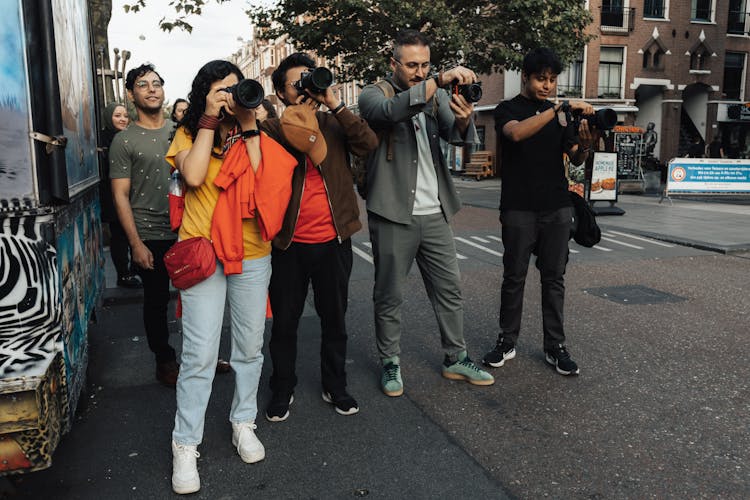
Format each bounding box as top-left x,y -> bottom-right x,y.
0,1 -> 34,202
0,216 -> 60,377
52,0 -> 99,197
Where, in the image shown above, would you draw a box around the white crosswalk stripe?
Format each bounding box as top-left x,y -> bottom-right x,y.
606,230 -> 676,247
352,245 -> 373,264
592,245 -> 613,252
454,237 -> 503,257
600,236 -> 644,250
470,236 -> 490,243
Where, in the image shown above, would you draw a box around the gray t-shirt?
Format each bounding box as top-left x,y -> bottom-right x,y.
109,121 -> 174,241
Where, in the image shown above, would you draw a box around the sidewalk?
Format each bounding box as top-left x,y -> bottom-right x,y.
453,177 -> 750,254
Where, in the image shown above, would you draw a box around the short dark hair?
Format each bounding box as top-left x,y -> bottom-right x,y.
125,63 -> 164,91
260,99 -> 278,119
393,29 -> 431,60
272,53 -> 315,92
522,48 -> 563,77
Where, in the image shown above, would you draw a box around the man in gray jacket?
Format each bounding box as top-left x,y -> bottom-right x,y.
358,29 -> 493,397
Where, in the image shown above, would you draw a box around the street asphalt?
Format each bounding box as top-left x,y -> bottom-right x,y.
7,178 -> 750,499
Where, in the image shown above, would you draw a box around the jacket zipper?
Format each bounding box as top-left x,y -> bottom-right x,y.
319,164 -> 342,243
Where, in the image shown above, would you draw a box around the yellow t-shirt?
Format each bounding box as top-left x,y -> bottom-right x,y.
165,127 -> 270,260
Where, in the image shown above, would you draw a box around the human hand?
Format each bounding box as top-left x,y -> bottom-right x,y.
132,241 -> 154,270
439,66 -> 477,86
568,100 -> 595,115
206,82 -> 231,118
449,93 -> 474,122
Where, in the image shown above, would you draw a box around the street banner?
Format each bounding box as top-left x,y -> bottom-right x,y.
590,152 -> 618,201
666,158 -> 750,194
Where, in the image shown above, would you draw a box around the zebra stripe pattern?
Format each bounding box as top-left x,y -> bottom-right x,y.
0,216 -> 61,377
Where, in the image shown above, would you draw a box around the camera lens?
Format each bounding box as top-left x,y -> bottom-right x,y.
298,67 -> 334,94
463,83 -> 483,103
232,79 -> 264,109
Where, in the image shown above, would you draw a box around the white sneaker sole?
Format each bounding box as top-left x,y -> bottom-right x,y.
265,394 -> 294,423
173,478 -> 200,495
483,348 -> 516,368
545,353 -> 580,376
231,431 -> 266,463
321,392 -> 360,416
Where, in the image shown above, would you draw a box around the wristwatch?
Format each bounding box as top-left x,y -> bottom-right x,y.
241,129 -> 261,140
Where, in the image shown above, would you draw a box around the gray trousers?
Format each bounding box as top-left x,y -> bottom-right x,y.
368,212 -> 466,360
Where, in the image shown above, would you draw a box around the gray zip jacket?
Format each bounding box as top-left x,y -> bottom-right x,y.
358,77 -> 478,224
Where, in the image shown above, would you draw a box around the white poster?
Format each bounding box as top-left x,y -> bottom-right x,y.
590,152 -> 618,201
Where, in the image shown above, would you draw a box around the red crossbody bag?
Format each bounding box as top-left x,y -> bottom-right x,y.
163,237 -> 216,290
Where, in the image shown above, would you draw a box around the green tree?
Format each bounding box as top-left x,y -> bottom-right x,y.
123,0 -> 593,82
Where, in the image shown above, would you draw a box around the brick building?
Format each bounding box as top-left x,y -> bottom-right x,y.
472,0 -> 750,173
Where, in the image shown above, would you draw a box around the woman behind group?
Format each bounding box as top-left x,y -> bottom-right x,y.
99,102 -> 140,288
165,60 -> 294,495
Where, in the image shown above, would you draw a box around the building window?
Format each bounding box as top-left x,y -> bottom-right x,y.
728,0 -> 748,34
642,44 -> 666,70
690,44 -> 710,70
558,52 -> 584,97
476,126 -> 486,151
691,0 -> 713,22
723,52 -> 746,100
644,0 -> 666,18
598,47 -> 624,98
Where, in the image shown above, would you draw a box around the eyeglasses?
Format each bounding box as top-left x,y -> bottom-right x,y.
392,58 -> 431,71
134,80 -> 163,90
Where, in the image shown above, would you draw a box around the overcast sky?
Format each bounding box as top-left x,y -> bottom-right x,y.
107,0 -> 257,104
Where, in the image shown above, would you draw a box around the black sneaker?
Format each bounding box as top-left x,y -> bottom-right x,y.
544,344 -> 580,375
117,274 -> 142,289
483,338 -> 516,368
322,391 -> 359,416
265,393 -> 294,422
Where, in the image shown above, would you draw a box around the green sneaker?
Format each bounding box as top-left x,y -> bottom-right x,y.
442,351 -> 495,386
381,356 -> 404,397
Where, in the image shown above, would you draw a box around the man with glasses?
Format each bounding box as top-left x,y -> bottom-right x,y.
110,63 -> 179,387
358,29 -> 494,397
259,53 -> 377,421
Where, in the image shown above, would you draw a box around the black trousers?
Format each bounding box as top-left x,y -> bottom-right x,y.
268,238 -> 352,396
136,239 -> 177,363
499,207 -> 572,350
108,219 -> 131,278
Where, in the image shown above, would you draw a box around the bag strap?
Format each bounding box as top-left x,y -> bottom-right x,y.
374,80 -> 395,161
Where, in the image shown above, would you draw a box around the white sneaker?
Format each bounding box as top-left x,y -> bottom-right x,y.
231,421 -> 266,463
171,440 -> 200,494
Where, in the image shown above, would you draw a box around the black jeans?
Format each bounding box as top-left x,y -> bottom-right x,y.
136,239 -> 177,364
268,238 -> 353,396
499,207 -> 572,350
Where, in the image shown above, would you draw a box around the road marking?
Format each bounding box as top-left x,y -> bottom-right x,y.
592,245 -> 613,252
454,237 -> 503,257
600,236 -> 644,250
606,230 -> 676,247
487,235 -> 502,242
470,236 -> 491,243
358,240 -> 464,260
352,245 -> 373,264
569,247 -> 580,254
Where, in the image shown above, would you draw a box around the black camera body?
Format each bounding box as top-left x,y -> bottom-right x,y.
294,67 -> 334,94
445,80 -> 483,103
223,79 -> 264,109
561,101 -> 617,131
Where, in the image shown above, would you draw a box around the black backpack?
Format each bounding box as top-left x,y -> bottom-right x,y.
569,191 -> 601,247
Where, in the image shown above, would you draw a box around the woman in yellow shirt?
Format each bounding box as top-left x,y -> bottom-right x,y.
165,60 -> 270,495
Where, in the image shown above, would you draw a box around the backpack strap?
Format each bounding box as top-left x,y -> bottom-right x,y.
374,80 -> 395,161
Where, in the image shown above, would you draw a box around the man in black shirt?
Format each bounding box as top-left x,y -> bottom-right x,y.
482,48 -> 593,376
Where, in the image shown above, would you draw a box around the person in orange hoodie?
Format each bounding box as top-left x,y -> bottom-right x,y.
164,60 -> 295,495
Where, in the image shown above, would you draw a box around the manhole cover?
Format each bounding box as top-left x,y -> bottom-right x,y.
583,285 -> 686,305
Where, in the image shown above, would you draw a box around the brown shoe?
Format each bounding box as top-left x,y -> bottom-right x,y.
156,360 -> 179,387
216,358 -> 231,374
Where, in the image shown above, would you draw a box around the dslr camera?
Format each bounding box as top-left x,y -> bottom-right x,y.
223,79 -> 264,109
294,67 -> 334,94
560,101 -> 617,132
445,80 -> 483,103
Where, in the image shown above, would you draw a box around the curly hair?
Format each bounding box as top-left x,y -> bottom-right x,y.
522,48 -> 563,77
182,60 -> 244,146
125,63 -> 163,91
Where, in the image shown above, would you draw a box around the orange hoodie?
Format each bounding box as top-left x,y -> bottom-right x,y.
211,133 -> 297,275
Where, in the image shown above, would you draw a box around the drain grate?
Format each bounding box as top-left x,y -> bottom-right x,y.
583,285 -> 687,305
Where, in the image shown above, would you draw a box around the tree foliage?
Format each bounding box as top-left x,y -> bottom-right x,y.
123,0 -> 593,83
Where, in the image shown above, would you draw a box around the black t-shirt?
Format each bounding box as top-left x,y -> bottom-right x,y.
494,95 -> 573,211
707,140 -> 722,158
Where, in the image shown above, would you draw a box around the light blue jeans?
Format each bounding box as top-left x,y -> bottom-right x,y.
172,256 -> 271,446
